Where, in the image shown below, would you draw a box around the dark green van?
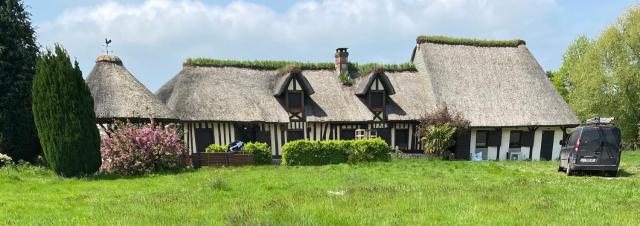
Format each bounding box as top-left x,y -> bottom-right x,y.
558,124 -> 622,176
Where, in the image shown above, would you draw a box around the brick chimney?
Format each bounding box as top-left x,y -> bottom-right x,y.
335,48 -> 349,75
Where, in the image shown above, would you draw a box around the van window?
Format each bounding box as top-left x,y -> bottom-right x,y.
602,127 -> 621,146
567,128 -> 581,146
580,127 -> 601,149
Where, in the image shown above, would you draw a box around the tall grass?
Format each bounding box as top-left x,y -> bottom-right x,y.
1,151 -> 639,225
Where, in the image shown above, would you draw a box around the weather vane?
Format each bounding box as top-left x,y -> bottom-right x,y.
103,38 -> 112,55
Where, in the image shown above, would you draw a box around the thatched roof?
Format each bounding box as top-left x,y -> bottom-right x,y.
157,65 -> 430,123
156,36 -> 578,127
412,41 -> 579,127
86,55 -> 177,122
157,66 -> 290,122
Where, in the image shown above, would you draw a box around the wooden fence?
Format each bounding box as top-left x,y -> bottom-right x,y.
192,152 -> 255,168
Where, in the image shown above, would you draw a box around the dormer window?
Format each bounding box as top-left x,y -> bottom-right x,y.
355,70 -> 396,121
287,91 -> 303,113
369,90 -> 385,112
272,69 -> 314,121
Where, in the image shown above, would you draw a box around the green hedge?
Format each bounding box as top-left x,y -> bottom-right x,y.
244,142 -> 272,165
281,138 -> 390,166
204,142 -> 272,165
205,144 -> 227,153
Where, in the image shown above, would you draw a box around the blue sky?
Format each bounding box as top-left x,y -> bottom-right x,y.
24,0 -> 639,91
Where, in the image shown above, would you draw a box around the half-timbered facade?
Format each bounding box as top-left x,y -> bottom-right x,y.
86,36 -> 579,161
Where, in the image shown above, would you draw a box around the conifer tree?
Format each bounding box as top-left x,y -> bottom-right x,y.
0,0 -> 41,161
32,45 -> 101,177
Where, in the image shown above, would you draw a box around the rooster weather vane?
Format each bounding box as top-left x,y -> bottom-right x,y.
103,38 -> 112,55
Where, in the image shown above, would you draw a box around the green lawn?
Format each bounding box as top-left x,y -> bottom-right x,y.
2,151 -> 640,225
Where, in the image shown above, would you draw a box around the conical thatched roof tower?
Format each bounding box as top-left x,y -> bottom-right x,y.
86,55 -> 177,123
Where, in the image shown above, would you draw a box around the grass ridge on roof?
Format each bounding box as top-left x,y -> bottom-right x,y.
416,35 -> 525,47
183,58 -> 417,73
184,58 -> 336,70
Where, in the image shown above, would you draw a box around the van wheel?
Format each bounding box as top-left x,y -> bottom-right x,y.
566,166 -> 573,176
566,161 -> 574,176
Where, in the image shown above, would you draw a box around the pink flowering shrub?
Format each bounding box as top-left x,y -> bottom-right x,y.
100,120 -> 190,175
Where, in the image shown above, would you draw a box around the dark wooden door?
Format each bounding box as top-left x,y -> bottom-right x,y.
376,128 -> 391,145
454,132 -> 471,160
540,131 -> 554,160
195,128 -> 213,153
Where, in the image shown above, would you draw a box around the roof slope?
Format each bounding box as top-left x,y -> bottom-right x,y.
414,42 -> 579,127
303,70 -> 374,122
157,66 -> 290,122
157,65 -> 431,123
86,55 -> 177,122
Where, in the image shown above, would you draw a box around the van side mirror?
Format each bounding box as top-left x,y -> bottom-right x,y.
559,140 -> 566,146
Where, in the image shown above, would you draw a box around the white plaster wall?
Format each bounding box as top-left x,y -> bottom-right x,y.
520,147 -> 530,160
531,129 -> 542,160
552,128 -> 564,160
469,129 -> 477,157
499,129 -> 510,160
487,147 -> 498,160
474,127 -> 567,161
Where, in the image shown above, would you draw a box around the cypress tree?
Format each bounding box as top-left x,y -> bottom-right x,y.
32,45 -> 101,177
0,0 -> 41,161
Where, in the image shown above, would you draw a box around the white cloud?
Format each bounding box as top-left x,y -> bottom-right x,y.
36,0 -> 558,90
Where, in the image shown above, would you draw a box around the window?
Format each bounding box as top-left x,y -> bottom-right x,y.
602,127 -> 621,146
509,131 -> 522,148
476,130 -> 488,148
287,130 -> 304,142
566,128 -> 581,147
369,91 -> 385,111
395,129 -> 409,149
376,128 -> 391,145
580,127 -> 601,149
340,129 -> 356,140
236,124 -> 259,143
487,130 -> 501,146
195,128 -> 213,153
287,91 -> 303,113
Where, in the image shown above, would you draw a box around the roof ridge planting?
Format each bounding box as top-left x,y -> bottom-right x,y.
416,35 -> 525,47
183,58 -> 335,70
183,58 -> 417,73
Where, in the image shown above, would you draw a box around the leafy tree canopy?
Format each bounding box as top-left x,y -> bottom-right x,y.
550,6 -> 640,146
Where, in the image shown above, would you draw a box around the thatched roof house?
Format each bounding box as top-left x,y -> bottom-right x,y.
86,55 -> 177,123
85,35 -> 577,161
412,36 -> 578,127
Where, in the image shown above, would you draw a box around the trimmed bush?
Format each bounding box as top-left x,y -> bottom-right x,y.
281,140 -> 321,166
281,138 -> 390,166
32,45 -> 101,177
349,138 -> 391,163
205,144 -> 227,153
244,142 -> 272,165
100,121 -> 189,175
320,140 -> 350,164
